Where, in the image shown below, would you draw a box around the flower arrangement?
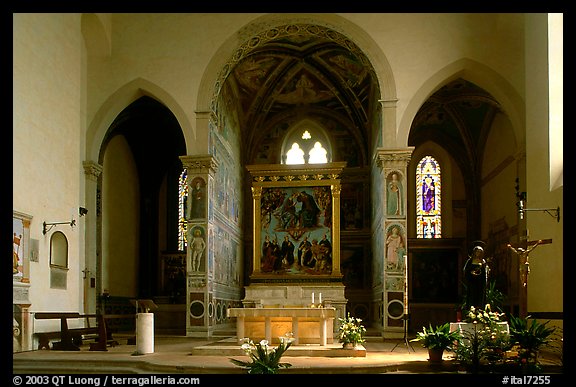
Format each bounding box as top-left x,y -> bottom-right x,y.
229,333 -> 294,374
465,304 -> 502,325
337,313 -> 366,347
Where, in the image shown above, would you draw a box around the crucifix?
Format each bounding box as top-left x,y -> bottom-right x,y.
507,238 -> 552,317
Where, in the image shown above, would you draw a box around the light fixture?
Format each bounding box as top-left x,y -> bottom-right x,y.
515,178 -> 560,222
518,200 -> 561,222
79,207 -> 88,217
43,219 -> 76,235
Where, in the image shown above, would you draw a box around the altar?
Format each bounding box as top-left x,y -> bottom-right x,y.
227,307 -> 336,346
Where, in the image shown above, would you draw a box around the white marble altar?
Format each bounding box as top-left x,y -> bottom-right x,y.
227,307 -> 336,346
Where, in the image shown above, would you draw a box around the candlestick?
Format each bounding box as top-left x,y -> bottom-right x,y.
312,292 -> 315,305
319,293 -> 322,304
403,255 -> 408,315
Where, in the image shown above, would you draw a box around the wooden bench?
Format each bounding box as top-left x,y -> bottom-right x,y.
34,312 -> 99,351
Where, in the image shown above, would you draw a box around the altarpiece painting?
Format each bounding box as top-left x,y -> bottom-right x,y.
247,162 -> 346,281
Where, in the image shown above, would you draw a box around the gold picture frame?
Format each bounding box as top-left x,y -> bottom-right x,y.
247,162 -> 346,282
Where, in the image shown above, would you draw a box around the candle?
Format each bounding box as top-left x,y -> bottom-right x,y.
319,293 -> 322,304
312,292 -> 315,304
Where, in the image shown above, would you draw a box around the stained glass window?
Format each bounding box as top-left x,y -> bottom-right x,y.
416,156 -> 441,238
178,169 -> 189,251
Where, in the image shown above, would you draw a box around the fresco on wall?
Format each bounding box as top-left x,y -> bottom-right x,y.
214,224 -> 240,286
386,170 -> 404,217
260,186 -> 332,275
186,176 -> 206,220
187,225 -> 206,273
384,222 -> 406,273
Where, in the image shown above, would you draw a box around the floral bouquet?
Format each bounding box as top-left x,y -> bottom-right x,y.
229,333 -> 294,374
337,313 -> 366,346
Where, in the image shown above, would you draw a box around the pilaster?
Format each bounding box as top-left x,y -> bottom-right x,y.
179,155 -> 218,337
82,160 -> 103,314
375,147 -> 414,338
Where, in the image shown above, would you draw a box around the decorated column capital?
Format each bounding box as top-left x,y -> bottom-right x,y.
375,147 -> 415,170
83,160 -> 103,181
180,154 -> 219,175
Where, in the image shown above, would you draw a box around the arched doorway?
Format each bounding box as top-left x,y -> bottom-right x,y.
98,96 -> 187,333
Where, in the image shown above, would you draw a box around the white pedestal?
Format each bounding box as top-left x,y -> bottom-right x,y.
136,313 -> 154,354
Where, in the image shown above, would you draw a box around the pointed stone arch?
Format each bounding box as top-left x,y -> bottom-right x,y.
398,57 -> 525,150
85,77 -> 194,162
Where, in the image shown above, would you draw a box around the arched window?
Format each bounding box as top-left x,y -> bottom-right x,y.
416,156 -> 442,238
282,123 -> 331,164
178,169 -> 188,251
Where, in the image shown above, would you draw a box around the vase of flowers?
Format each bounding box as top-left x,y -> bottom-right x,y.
337,313 -> 366,349
229,333 -> 294,374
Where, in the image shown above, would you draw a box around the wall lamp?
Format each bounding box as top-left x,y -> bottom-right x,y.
515,177 -> 560,222
518,200 -> 561,222
43,219 -> 76,235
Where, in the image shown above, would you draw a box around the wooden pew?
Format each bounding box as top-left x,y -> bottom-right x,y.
34,312 -> 99,351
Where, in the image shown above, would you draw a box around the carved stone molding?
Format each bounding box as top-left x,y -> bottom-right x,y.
375,147 -> 414,169
83,160 -> 103,181
180,155 -> 219,175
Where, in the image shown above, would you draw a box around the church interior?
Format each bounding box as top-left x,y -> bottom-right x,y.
13,13 -> 563,360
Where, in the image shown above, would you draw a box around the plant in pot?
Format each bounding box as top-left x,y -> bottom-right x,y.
337,313 -> 366,349
509,315 -> 556,373
411,322 -> 460,362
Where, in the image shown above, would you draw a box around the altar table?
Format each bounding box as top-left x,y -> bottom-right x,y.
227,307 -> 336,346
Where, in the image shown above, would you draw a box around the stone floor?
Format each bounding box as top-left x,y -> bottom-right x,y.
12,334 -> 563,376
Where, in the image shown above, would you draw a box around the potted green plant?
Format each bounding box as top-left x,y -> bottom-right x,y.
411,322 -> 460,362
509,315 -> 556,372
337,313 -> 366,349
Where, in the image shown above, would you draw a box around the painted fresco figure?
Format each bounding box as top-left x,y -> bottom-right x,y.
387,172 -> 402,216
385,225 -> 404,271
187,177 -> 206,219
188,228 -> 206,272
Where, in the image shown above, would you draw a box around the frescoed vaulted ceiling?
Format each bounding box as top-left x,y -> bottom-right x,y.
218,24 -> 379,167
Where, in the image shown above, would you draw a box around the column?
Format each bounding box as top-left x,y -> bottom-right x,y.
251,186 -> 263,275
331,183 -> 342,276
